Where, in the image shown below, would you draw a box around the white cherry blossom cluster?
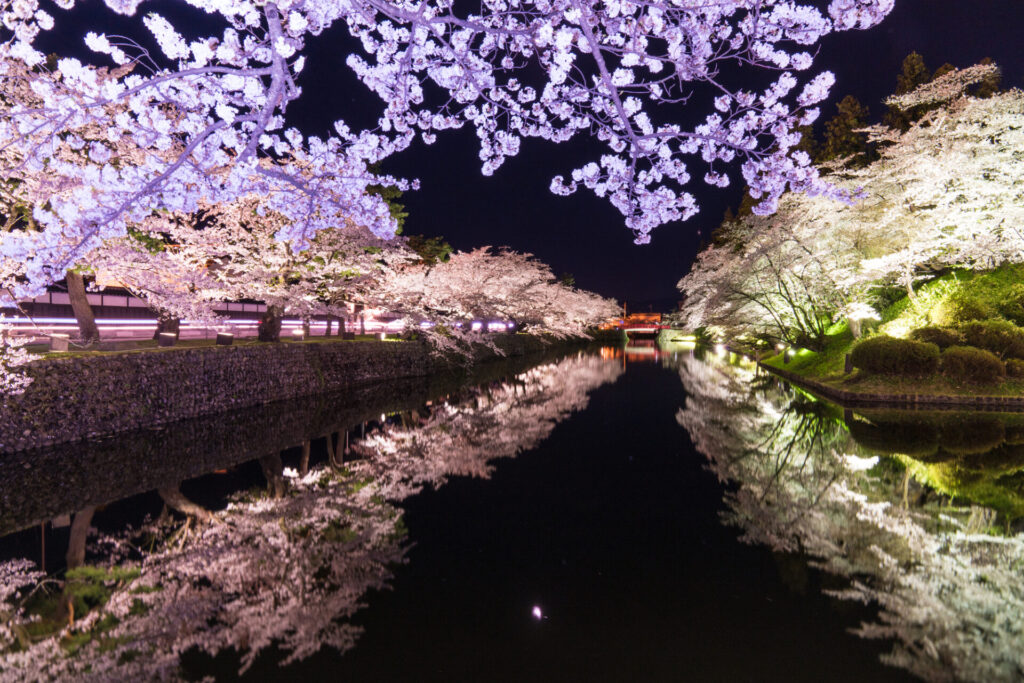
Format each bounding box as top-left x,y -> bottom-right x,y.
676,68 -> 1024,343
0,315 -> 32,396
373,246 -> 620,352
0,0 -> 894,293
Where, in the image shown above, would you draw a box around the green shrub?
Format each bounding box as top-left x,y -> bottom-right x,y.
962,319 -> 1024,359
1008,359 -> 1024,379
940,291 -> 997,325
909,326 -> 962,349
998,284 -> 1024,326
941,345 -> 1006,384
850,335 -> 940,376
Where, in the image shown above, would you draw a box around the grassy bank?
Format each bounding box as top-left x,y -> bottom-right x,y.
761,265 -> 1024,400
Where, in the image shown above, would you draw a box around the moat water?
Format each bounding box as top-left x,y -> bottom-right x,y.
2,341 -> 1021,681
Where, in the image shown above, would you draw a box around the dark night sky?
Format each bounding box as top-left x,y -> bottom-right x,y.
373,0 -> 1024,310
47,0 -> 1024,310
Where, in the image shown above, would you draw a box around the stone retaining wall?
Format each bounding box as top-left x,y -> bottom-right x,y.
0,335 -> 586,452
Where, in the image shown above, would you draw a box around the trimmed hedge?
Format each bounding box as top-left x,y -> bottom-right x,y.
961,319 -> 1024,359
941,345 -> 1006,384
1008,359 -> 1024,379
850,335 -> 940,376
909,326 -> 963,349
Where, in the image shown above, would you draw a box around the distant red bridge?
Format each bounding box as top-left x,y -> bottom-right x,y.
601,312 -> 669,337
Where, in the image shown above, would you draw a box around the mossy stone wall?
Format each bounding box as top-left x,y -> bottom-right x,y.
0,335 -> 560,452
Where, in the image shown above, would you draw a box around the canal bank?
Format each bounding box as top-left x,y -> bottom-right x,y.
759,361 -> 1024,410
0,332 -> 622,453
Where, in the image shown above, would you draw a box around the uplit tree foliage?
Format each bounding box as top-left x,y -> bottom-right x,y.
0,0 -> 894,305
93,197 -> 416,331
676,62 -> 1023,344
0,316 -> 31,396
377,247 -> 621,352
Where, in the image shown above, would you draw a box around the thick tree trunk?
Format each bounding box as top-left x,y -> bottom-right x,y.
60,506 -> 97,625
299,440 -> 311,477
65,506 -> 96,570
258,304 -> 283,342
66,271 -> 100,346
302,316 -> 311,337
326,432 -> 346,468
158,486 -> 214,522
325,317 -> 333,336
153,311 -> 180,340
259,453 -> 288,498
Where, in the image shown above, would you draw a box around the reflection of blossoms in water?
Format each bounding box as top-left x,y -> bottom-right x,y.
0,468 -> 407,681
676,353 -> 1024,683
352,354 -> 624,501
0,351 -> 622,680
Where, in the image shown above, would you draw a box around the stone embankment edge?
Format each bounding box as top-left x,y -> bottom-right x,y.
758,362 -> 1024,411
1,334 -> 617,453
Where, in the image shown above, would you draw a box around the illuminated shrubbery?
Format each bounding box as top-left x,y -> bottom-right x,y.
909,326 -> 963,350
962,320 -> 1024,360
850,335 -> 940,376
941,346 -> 1006,384
1008,359 -> 1024,379
997,285 -> 1024,326
936,291 -> 997,326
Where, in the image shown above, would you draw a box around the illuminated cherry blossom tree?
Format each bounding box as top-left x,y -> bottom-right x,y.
376,246 -> 619,350
676,63 -> 1024,343
0,0 -> 893,304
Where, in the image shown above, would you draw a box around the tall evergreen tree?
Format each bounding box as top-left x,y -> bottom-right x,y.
884,52 -> 932,131
973,57 -> 1002,98
818,95 -> 872,167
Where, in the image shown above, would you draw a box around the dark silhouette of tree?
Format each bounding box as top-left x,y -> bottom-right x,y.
405,235 -> 453,265
973,57 -> 1002,98
817,95 -> 872,167
885,52 -> 932,131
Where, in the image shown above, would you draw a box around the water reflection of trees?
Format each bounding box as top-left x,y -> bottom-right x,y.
0,353 -> 622,681
676,354 -> 1024,683
352,355 -> 624,500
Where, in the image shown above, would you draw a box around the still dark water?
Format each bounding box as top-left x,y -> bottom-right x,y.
2,343 -> 1021,681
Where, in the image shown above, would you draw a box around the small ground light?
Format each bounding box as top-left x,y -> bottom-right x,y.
531,606 -> 543,619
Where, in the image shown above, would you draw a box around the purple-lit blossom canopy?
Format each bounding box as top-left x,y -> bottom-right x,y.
0,0 -> 892,297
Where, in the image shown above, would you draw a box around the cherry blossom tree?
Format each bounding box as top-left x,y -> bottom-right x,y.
0,316 -> 31,395
0,0 -> 893,304
676,63 -> 1024,342
91,196 -> 416,340
374,246 -> 619,352
674,205 -> 855,347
